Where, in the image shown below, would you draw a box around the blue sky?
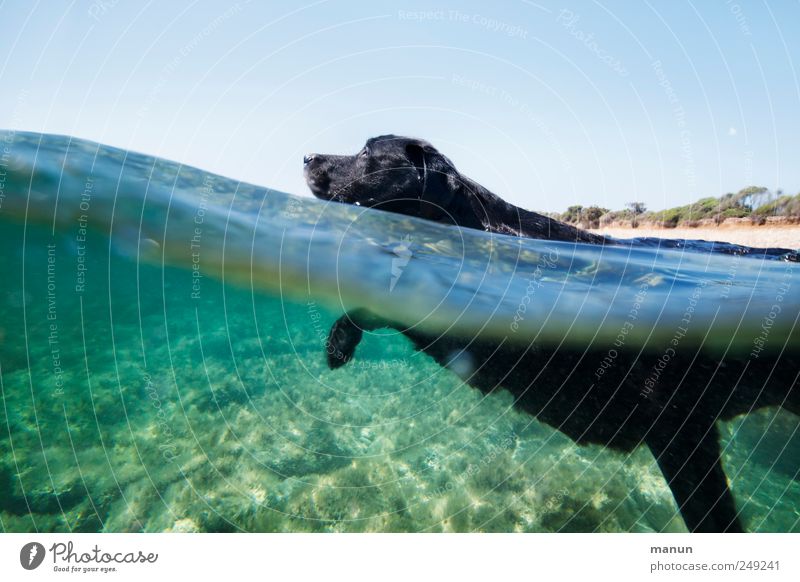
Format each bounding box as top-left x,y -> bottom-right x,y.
1,0 -> 798,212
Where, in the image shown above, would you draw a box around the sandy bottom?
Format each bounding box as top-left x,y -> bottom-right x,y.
2,230 -> 799,533
590,226 -> 800,249
2,270 -> 799,533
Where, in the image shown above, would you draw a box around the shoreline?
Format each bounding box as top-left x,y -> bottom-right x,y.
589,224 -> 800,249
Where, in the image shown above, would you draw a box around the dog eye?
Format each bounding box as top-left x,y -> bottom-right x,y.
360,147 -> 369,158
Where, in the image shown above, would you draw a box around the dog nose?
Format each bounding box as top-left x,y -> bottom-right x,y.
303,153 -> 316,165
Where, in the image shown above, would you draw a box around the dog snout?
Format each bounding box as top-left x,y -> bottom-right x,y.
303,153 -> 318,165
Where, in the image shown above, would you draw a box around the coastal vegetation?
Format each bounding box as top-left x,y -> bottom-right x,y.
553,187 -> 800,229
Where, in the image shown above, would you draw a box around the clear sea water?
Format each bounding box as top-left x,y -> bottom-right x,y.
0,131 -> 798,532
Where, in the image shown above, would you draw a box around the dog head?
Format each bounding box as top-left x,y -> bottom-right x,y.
303,135 -> 462,221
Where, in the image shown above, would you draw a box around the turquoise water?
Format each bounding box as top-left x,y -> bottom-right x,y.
0,131 -> 798,532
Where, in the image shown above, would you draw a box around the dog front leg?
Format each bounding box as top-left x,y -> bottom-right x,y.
325,309 -> 388,369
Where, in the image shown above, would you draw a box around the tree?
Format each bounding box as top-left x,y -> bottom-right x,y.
562,205 -> 583,224
582,206 -> 608,229
736,186 -> 770,211
626,202 -> 647,228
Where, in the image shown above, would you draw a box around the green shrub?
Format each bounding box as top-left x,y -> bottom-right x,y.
555,189 -> 799,227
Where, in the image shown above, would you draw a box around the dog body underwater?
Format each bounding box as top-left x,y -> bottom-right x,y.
304,135 -> 799,532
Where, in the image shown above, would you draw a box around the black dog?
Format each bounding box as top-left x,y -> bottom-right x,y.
305,135 -> 607,243
304,135 -> 799,532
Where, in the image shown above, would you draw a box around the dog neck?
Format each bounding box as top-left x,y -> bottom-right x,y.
452,178 -> 610,244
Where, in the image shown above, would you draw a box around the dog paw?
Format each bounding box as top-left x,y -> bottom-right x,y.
326,316 -> 363,369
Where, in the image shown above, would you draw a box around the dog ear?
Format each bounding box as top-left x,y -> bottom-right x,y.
405,143 -> 457,220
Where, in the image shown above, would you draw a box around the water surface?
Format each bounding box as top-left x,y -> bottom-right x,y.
0,131 -> 798,532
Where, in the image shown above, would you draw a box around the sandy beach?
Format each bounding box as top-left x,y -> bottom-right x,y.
590,225 -> 800,249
